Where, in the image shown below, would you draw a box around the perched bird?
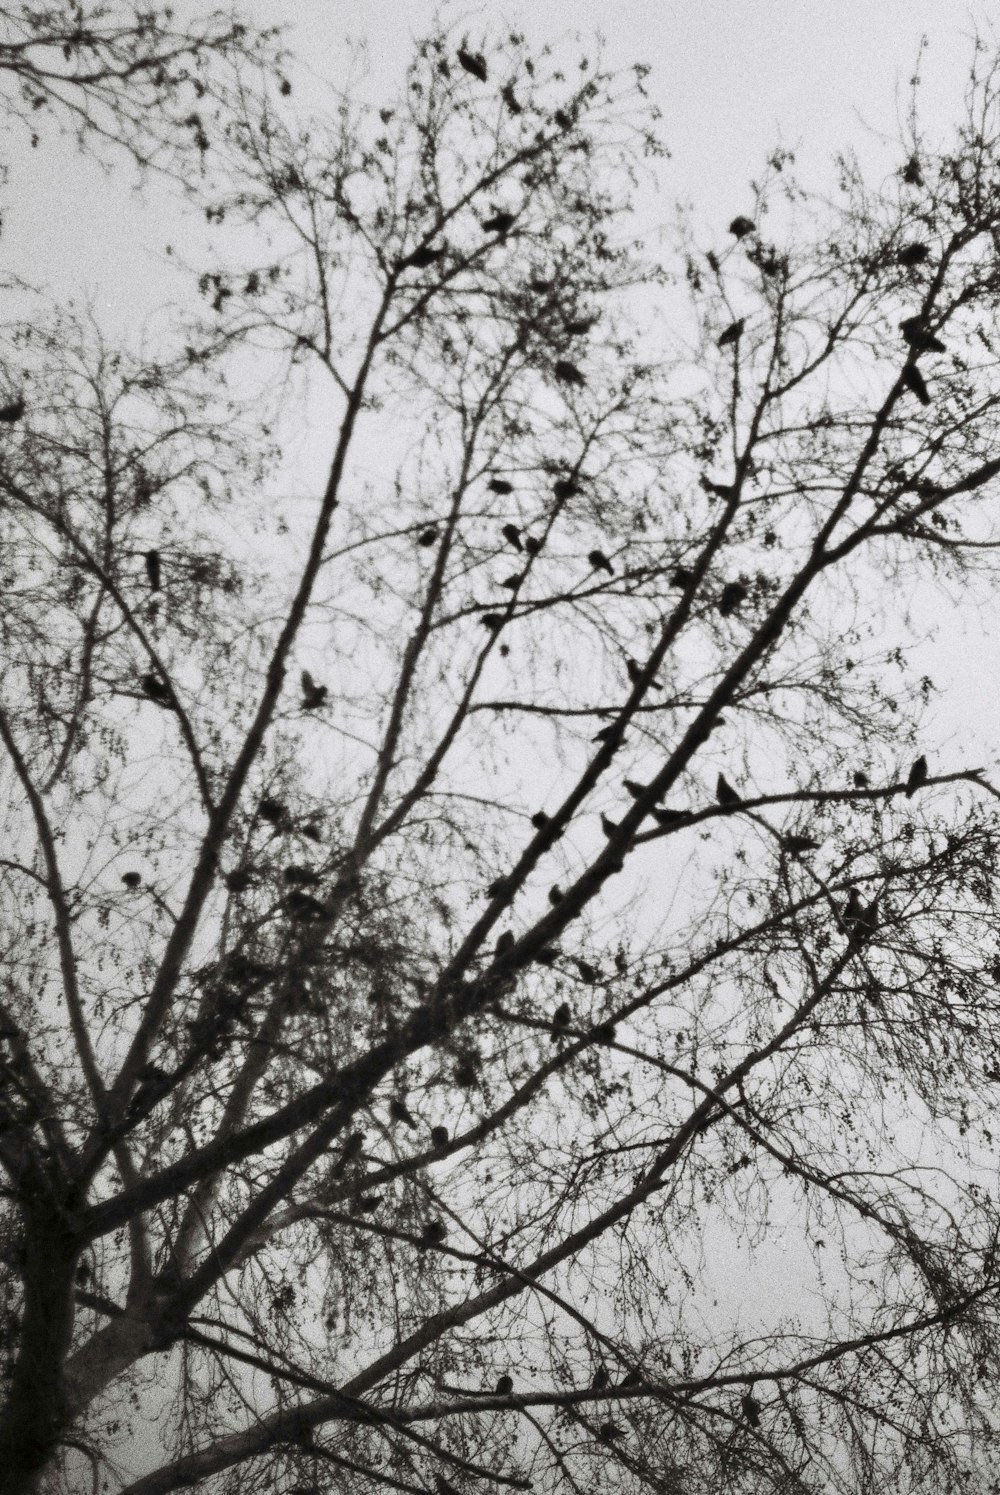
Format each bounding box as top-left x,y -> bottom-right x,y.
489,477 -> 515,495
898,242 -> 930,266
530,810 -> 550,830
534,946 -> 560,966
553,108 -> 572,131
494,929 -> 516,957
626,657 -> 662,690
598,1422 -> 624,1444
718,580 -> 748,617
553,477 -> 580,500
905,754 -> 928,797
902,363 -> 931,405
853,770 -> 870,789
333,1130 -> 365,1176
454,1056 -> 478,1088
593,723 -> 623,746
716,773 -> 741,809
140,673 -> 171,704
548,885 -> 563,907
600,813 -> 619,837
620,1367 -> 642,1387
435,1476 -> 460,1495
741,1392 -> 762,1428
0,394 -> 25,423
501,522 -> 523,551
495,1373 -> 513,1395
420,1218 -> 447,1248
457,46 -> 487,82
480,612 -> 505,631
900,316 -> 946,354
390,1097 -> 417,1129
501,83 -> 522,114
853,897 -> 880,946
565,315 -> 597,336
717,318 -> 744,347
652,806 -> 687,827
576,958 -> 599,984
553,358 -> 586,387
259,796 -> 286,823
592,1365 -> 610,1390
121,871 -> 142,889
701,477 -> 735,499
499,572 -> 521,592
781,834 -> 820,855
671,566 -> 695,587
301,670 -> 328,711
283,865 -> 321,887
430,1124 -> 449,1149
482,211 -> 515,236
284,890 -> 329,922
523,534 -> 542,555
902,155 -> 924,186
226,868 -> 254,892
417,527 -> 438,546
302,822 -> 323,842
842,886 -> 864,927
144,549 -> 161,591
729,215 -> 756,239
551,1001 -> 571,1036
401,243 -> 446,270
588,548 -> 614,575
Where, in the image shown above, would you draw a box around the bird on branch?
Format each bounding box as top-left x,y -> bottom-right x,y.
905,754 -> 928,797
717,318 -> 744,347
457,46 -> 487,81
729,215 -> 755,239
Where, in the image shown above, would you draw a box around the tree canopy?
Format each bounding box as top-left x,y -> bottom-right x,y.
5,11 -> 1000,1495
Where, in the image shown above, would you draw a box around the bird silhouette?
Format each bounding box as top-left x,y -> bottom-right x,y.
853,770 -> 870,788
701,477 -> 735,499
495,1374 -> 513,1395
902,155 -> 923,186
553,108 -> 572,131
781,834 -> 820,855
417,527 -> 438,546
576,958 -> 599,984
140,673 -> 171,704
741,1392 -> 761,1427
620,1367 -> 642,1387
225,868 -> 254,893
902,364 -> 931,405
420,1218 -> 447,1247
553,477 -> 580,499
898,242 -> 929,266
671,566 -> 695,587
548,885 -> 563,906
401,243 -> 445,269
588,549 -> 613,574
718,580 -> 748,616
592,723 -> 623,746
905,754 -> 928,797
333,1131 -> 365,1176
480,613 -> 505,631
501,83 -> 522,114
717,318 -> 744,347
523,535 -> 543,555
301,670 -> 328,710
716,773 -> 740,809
259,796 -> 286,824
489,477 -> 514,495
652,806 -> 687,827
284,890 -> 329,922
530,810 -> 550,829
494,930 -> 516,959
598,1422 -> 623,1444
843,887 -> 864,927
499,573 -> 521,591
564,315 -> 597,336
283,865 -> 321,887
729,215 -> 755,239
501,523 -> 522,550
482,211 -> 515,236
434,1476 -> 460,1495
900,316 -> 945,354
626,657 -> 662,689
144,549 -> 161,591
592,1365 -> 610,1390
554,358 -> 586,386
430,1124 -> 449,1148
0,394 -> 25,423
551,1001 -> 571,1036
390,1097 -> 417,1128
121,871 -> 142,889
457,47 -> 487,81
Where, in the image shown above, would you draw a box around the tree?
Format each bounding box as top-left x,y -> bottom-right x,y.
5,14 -> 1000,1495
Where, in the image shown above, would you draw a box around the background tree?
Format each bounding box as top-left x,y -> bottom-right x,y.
4,14 -> 1000,1495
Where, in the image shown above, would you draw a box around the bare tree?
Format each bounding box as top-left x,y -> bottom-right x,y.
5,16 -> 1000,1495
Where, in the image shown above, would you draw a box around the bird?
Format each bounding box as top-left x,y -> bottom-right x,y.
501,83 -> 522,115
718,580 -> 748,616
853,898 -> 880,946
576,958 -> 599,984
140,673 -> 171,704
565,315 -> 597,336
284,890 -> 329,922
741,1392 -> 762,1428
780,834 -> 820,855
523,535 -> 543,555
900,316 -> 946,353
302,822 -> 323,842
258,796 -> 286,823
898,242 -> 930,266
144,549 -> 161,591
454,1056 -> 478,1087
600,813 -> 619,837
494,929 -> 516,957
420,1219 -> 447,1248
457,46 -> 487,82
842,887 -> 864,928
626,657 -> 662,690
0,394 -> 25,423
717,318 -> 744,347
553,108 -> 572,130
225,868 -> 254,893
652,806 -> 687,827
530,810 -> 550,830
716,773 -> 741,809
598,1422 -> 623,1444
902,155 -> 924,186
430,1124 -> 449,1149
301,670 -> 327,711
671,566 -> 695,587
620,1367 -> 642,1387
701,477 -> 735,499
495,1373 -> 513,1395
501,523 -> 522,551
905,754 -> 928,797
332,1130 -> 365,1175
283,865 -> 321,886
417,527 -> 438,546
480,613 -> 505,631
390,1097 -> 417,1129
489,477 -> 514,495
435,1476 -> 460,1495
482,211 -> 515,236
853,770 -> 870,788
592,723 -> 623,746
902,364 -> 931,405
121,871 -> 142,889
548,885 -> 563,906
400,243 -> 445,270
729,215 -> 755,239
553,477 -> 580,500
553,358 -> 586,386
551,1001 -> 571,1036
592,1365 -> 610,1390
